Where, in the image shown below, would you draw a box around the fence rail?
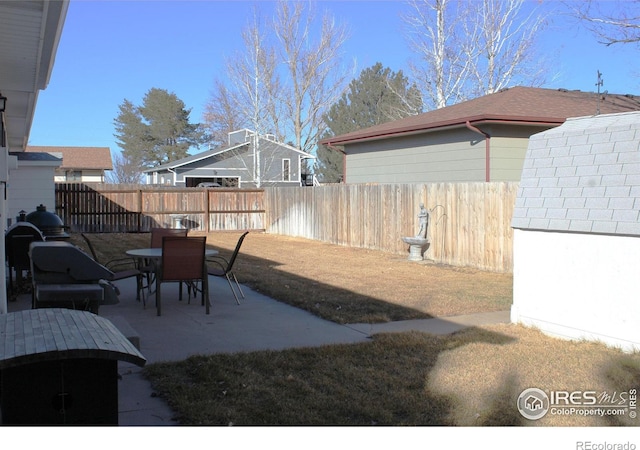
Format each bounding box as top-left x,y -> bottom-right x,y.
55,183 -> 265,233
55,182 -> 517,272
264,182 -> 518,273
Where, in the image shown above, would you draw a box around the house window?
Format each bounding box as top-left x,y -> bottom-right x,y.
282,159 -> 291,182
66,170 -> 82,181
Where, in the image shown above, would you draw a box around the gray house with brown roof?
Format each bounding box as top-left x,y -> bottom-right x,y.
25,146 -> 113,182
320,87 -> 640,183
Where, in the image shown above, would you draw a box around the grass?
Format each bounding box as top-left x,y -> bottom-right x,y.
144,325 -> 640,426
74,231 -> 640,426
72,231 -> 513,324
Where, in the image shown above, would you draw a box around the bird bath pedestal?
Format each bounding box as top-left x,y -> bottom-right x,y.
402,236 -> 429,261
402,202 -> 430,261
170,214 -> 188,229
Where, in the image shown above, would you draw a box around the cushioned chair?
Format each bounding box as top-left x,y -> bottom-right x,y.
207,231 -> 249,305
80,233 -> 145,303
156,236 -> 209,316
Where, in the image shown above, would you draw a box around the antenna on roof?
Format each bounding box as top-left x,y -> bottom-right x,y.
596,70 -> 604,115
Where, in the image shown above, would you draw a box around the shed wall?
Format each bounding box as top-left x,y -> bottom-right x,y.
511,229 -> 640,351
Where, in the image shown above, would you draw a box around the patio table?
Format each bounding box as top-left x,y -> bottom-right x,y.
126,247 -> 218,315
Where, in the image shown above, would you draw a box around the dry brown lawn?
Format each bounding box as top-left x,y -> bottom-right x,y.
199,231 -> 513,323
74,232 -> 640,426
73,231 -> 512,324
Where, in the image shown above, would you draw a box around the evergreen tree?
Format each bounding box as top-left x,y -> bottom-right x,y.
114,88 -> 207,169
316,63 -> 422,182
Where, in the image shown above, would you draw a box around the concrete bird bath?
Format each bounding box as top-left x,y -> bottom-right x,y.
402,203 -> 430,261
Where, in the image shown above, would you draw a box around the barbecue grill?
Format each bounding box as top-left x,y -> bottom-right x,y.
5,222 -> 45,294
25,204 -> 69,240
29,241 -> 119,312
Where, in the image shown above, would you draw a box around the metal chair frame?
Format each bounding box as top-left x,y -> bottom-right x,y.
80,233 -> 145,302
207,231 -> 249,305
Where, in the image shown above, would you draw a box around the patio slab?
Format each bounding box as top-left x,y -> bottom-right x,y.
7,276 -> 509,425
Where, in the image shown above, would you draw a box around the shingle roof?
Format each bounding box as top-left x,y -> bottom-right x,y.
9,151 -> 62,163
25,146 -> 113,170
511,111 -> 640,236
320,86 -> 640,146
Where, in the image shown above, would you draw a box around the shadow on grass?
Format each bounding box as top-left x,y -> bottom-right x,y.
145,326 -> 517,426
602,354 -> 640,426
206,243 -> 435,324
476,373 -> 525,426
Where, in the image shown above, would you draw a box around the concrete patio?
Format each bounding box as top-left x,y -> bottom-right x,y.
7,275 -> 509,426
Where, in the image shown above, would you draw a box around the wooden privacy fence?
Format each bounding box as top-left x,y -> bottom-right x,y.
55,182 -> 518,272
264,182 -> 518,273
55,183 -> 265,233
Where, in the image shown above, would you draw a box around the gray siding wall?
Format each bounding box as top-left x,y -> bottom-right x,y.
158,143 -> 304,187
345,130 -> 487,183
344,125 -> 546,184
490,136 -> 528,182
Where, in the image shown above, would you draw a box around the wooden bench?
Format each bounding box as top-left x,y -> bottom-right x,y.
0,308 -> 146,425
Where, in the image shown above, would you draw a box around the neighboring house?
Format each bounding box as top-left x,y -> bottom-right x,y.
25,146 -> 112,182
143,129 -> 315,188
511,111 -> 640,352
320,86 -> 640,184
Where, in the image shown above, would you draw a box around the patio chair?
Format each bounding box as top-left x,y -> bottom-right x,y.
150,227 -> 188,248
206,231 -> 249,305
145,227 -> 189,291
80,233 -> 145,303
156,236 -> 209,316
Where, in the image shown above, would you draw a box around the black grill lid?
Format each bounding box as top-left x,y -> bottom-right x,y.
26,204 -> 68,238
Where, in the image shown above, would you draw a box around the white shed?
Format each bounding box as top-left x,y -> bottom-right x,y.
511,111 -> 640,352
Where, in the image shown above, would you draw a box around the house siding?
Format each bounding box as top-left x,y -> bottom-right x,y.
9,165 -> 57,222
145,134 -> 310,187
346,130 -> 487,183
489,136 -> 529,182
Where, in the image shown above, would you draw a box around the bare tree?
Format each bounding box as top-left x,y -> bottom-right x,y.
203,1 -> 350,184
571,0 -> 640,46
272,0 -> 351,154
402,0 -> 471,109
107,152 -> 143,184
467,0 -> 548,97
205,9 -> 282,187
402,0 -> 548,109
221,9 -> 281,139
202,80 -> 246,148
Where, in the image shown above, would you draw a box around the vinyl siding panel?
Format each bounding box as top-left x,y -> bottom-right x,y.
345,130 -> 486,183
490,136 -> 529,181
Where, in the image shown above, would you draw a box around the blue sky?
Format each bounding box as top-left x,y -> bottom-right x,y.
28,0 -> 640,156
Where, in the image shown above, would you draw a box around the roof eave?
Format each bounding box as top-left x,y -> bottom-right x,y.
321,115 -> 565,147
